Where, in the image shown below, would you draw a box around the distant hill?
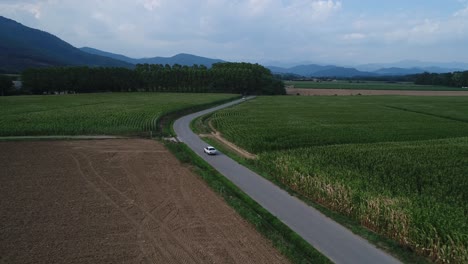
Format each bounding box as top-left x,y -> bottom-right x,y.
268,64 -> 462,78
267,64 -> 336,76
357,60 -> 467,72
313,67 -> 377,77
80,47 -> 224,67
371,66 -> 463,76
373,67 -> 425,76
267,64 -> 376,78
79,47 -> 138,64
284,65 -> 336,76
0,16 -> 133,73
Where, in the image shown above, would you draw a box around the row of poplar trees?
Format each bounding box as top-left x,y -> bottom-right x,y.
21,62 -> 285,95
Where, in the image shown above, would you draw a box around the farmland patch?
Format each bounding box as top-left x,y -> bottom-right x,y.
208,96 -> 468,263
0,93 -> 237,136
0,139 -> 287,263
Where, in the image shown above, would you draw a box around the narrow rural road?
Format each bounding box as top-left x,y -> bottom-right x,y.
173,97 -> 401,264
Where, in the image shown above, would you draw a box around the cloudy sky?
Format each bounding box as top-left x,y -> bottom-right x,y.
2,0 -> 468,65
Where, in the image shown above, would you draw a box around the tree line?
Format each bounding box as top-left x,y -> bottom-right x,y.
20,62 -> 285,95
0,75 -> 15,96
275,70 -> 468,88
412,71 -> 468,87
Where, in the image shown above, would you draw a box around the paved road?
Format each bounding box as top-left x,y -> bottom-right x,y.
173,97 -> 401,264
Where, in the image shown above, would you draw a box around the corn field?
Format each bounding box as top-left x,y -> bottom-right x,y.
0,92 -> 236,136
210,96 -> 468,263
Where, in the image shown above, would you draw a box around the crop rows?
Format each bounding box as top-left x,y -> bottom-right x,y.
210,96 -> 468,263
0,93 -> 236,136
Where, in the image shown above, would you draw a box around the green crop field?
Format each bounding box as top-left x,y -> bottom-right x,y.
209,96 -> 468,263
285,80 -> 462,91
0,93 -> 237,136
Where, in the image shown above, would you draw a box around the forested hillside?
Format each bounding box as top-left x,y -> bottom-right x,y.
0,16 -> 132,73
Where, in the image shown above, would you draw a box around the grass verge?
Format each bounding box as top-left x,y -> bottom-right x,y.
164,141 -> 331,264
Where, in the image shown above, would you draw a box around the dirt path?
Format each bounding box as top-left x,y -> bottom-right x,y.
287,87 -> 468,96
0,139 -> 287,264
199,121 -> 256,160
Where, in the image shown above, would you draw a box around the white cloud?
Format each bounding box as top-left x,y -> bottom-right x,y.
342,33 -> 366,41
141,0 -> 162,11
283,0 -> 342,24
310,0 -> 342,17
247,0 -> 272,15
0,2 -> 42,19
411,19 -> 439,35
24,3 -> 41,18
380,19 -> 441,45
91,12 -> 110,23
454,6 -> 468,17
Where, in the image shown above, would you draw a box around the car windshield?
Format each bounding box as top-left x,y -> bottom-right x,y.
207,147 -> 215,150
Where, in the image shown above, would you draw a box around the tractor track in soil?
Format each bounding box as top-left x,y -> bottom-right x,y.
0,139 -> 287,264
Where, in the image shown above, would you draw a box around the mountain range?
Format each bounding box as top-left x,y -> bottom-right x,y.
267,65 -> 376,78
80,47 -> 224,67
1,15 -> 467,77
266,64 -> 466,78
356,60 -> 468,72
0,16 -> 133,73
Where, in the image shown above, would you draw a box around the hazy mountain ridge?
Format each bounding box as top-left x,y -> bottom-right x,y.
80,48 -> 464,77
80,47 -> 224,67
79,47 -> 138,64
356,60 -> 468,72
267,64 -> 376,77
0,16 -> 133,72
267,63 -> 467,78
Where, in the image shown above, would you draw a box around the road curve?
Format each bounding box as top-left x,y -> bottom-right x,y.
173,97 -> 401,264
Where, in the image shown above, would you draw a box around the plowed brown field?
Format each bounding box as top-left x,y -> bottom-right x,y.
0,139 -> 287,264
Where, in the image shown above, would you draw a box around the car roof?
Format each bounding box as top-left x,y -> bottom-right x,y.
206,146 -> 215,149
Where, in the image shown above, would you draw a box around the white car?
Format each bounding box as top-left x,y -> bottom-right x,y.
204,146 -> 217,155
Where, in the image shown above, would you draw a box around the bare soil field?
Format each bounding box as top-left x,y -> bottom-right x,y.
0,139 -> 287,264
287,87 -> 468,96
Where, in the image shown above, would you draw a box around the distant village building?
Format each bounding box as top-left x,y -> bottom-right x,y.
13,81 -> 22,90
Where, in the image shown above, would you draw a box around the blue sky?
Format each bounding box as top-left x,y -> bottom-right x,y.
1,0 -> 468,65
344,0 -> 460,15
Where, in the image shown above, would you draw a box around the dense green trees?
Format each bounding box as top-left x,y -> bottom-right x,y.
135,62 -> 284,94
0,74 -> 14,96
413,71 -> 468,87
22,67 -> 139,94
21,63 -> 285,95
